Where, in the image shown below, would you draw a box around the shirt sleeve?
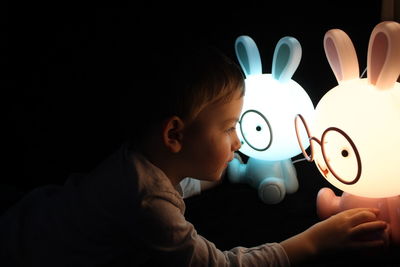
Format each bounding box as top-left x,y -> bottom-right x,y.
139,195 -> 291,267
179,177 -> 202,199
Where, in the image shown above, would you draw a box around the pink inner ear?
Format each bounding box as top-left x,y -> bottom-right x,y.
369,32 -> 388,86
325,37 -> 343,81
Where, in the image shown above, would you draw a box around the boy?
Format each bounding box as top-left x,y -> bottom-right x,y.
0,39 -> 387,266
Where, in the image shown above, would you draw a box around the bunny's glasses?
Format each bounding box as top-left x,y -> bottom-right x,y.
294,114 -> 362,185
239,109 -> 273,151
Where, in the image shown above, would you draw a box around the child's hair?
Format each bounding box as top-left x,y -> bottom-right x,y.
120,37 -> 245,146
167,43 -> 245,123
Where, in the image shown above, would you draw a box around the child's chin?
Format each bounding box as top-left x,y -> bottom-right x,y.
206,174 -> 223,182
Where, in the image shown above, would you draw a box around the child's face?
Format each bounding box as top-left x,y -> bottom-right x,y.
182,91 -> 244,182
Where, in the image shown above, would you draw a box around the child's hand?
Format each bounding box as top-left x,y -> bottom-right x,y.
281,208 -> 388,265
307,207 -> 388,253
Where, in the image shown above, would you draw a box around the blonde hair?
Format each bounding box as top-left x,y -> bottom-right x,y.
172,47 -> 245,123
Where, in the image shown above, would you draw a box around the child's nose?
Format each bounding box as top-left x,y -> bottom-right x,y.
232,133 -> 242,151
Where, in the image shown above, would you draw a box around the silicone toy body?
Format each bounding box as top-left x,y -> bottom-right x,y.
303,21 -> 400,245
229,157 -> 298,205
228,35 -> 314,204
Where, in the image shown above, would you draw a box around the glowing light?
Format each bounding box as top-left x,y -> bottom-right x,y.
312,21 -> 400,198
236,36 -> 315,161
228,35 -> 314,204
300,21 -> 400,245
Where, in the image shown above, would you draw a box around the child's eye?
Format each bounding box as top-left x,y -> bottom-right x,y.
226,127 -> 236,133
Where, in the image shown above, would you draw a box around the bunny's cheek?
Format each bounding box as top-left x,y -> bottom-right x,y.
317,162 -> 329,178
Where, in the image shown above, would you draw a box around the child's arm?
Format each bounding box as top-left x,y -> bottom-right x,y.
280,207 -> 387,265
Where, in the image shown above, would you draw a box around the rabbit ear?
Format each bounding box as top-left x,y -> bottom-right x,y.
367,21 -> 400,90
271,36 -> 302,82
235,35 -> 262,77
324,29 -> 359,83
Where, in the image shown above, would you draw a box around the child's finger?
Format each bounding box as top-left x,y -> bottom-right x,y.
352,220 -> 387,234
351,221 -> 388,242
340,207 -> 379,217
349,238 -> 387,249
347,208 -> 380,226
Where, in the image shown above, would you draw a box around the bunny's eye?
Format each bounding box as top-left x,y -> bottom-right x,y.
321,128 -> 361,185
239,109 -> 272,151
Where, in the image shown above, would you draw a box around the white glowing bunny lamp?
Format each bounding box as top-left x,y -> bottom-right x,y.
295,21 -> 400,245
227,35 -> 315,204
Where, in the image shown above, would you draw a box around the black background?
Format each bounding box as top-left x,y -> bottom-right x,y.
3,1 -> 399,265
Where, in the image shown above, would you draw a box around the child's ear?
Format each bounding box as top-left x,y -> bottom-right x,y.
162,116 -> 185,153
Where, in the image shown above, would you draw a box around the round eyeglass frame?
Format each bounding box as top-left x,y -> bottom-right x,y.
239,109 -> 273,152
294,114 -> 362,185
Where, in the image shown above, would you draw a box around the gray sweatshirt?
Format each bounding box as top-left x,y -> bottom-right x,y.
0,144 -> 290,266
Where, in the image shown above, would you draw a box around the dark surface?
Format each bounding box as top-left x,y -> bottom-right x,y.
4,1 -> 399,266
5,1 -> 384,190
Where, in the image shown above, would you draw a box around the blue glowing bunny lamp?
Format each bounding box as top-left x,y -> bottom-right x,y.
227,35 -> 315,204
295,21 -> 400,245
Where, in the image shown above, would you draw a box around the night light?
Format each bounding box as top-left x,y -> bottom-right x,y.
295,21 -> 400,245
228,35 -> 315,204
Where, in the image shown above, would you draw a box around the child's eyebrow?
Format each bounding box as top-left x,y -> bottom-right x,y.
224,118 -> 239,124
